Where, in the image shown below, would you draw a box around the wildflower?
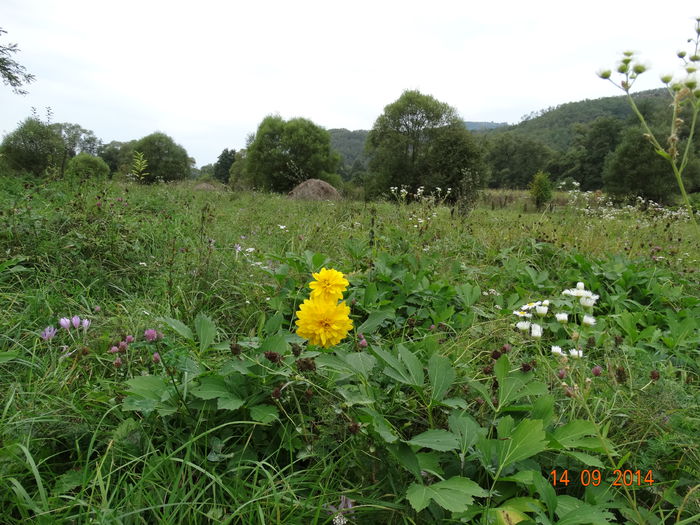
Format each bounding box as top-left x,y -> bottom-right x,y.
569,349 -> 583,359
576,282 -> 585,290
93,305 -> 101,312
592,365 -> 602,376
152,352 -> 161,364
81,318 -> 91,331
234,243 -> 242,252
535,305 -> 548,316
558,369 -> 567,379
582,315 -> 596,326
278,224 -> 287,230
113,356 -> 123,368
358,338 -> 368,348
309,268 -> 349,302
513,310 -> 532,318
516,321 -> 531,331
59,317 -> 71,330
125,335 -> 135,343
531,323 -> 543,338
41,326 -> 57,340
580,295 -> 598,308
108,346 -> 119,354
650,370 -> 660,381
555,313 -> 568,323
551,346 -> 564,356
144,329 -> 158,342
520,301 -> 541,311
245,247 -> 255,253
264,351 -> 282,364
295,297 -> 353,348
118,341 -> 128,351
71,316 -> 81,329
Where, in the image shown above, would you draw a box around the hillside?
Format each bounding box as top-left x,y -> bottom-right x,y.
489,88 -> 672,151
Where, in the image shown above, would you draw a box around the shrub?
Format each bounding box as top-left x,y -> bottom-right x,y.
65,153 -> 110,179
529,170 -> 552,210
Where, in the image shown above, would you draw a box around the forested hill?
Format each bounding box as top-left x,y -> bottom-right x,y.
489,88 -> 671,151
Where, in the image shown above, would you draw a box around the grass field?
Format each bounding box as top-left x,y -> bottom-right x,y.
0,175 -> 698,524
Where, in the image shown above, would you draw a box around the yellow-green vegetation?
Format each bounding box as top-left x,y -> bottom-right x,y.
0,176 -> 698,524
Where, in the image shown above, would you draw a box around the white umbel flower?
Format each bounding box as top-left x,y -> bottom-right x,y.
582,315 -> 596,326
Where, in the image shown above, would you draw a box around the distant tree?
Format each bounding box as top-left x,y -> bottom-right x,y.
65,153 -> 110,178
50,122 -> 102,176
366,90 -> 485,200
603,126 -> 693,203
229,149 -> 250,189
213,148 -> 236,182
98,140 -> 136,175
529,171 -> 553,210
0,27 -> 35,95
133,132 -> 190,183
567,116 -> 623,190
247,116 -> 340,192
0,116 -> 63,175
199,163 -> 215,178
484,132 -> 553,188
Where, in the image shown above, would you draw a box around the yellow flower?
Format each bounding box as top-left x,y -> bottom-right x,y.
295,297 -> 353,348
309,268 -> 349,302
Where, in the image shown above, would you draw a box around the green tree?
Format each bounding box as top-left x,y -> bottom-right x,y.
484,132 -> 553,188
365,90 -> 485,199
0,116 -> 63,175
98,140 -> 136,175
247,115 -> 340,192
133,132 -> 191,183
567,116 -> 624,190
65,153 -> 110,179
50,122 -> 102,176
213,148 -> 236,183
529,171 -> 553,210
603,126 -> 699,203
0,27 -> 35,95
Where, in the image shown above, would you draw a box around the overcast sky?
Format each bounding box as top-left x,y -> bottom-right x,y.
2,0 -> 699,167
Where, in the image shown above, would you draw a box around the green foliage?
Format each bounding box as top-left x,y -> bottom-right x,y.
129,150 -> 149,182
530,170 -> 553,210
65,152 -> 110,179
0,175 -> 698,523
567,117 -> 624,190
484,132 -> 554,188
228,149 -> 249,189
213,147 -> 236,183
366,90 -> 486,201
98,140 -> 136,175
133,132 -> 191,183
50,122 -> 101,176
0,27 -> 35,94
246,115 -> 340,192
0,116 -> 63,175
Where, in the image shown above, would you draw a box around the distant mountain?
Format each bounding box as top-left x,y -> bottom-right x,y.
464,121 -> 509,131
488,88 -> 672,151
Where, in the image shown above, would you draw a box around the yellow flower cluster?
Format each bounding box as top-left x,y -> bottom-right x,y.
295,268 -> 353,348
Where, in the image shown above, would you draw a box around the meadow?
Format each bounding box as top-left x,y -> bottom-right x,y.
0,175 -> 698,524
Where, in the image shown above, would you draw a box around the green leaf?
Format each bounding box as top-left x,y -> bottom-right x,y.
125,375 -> 168,399
363,282 -> 378,307
194,313 -> 217,353
160,317 -> 194,341
249,404 -> 279,423
344,352 -> 376,379
358,407 -> 398,443
398,344 -> 424,387
479,418 -> 547,471
259,333 -> 289,354
264,311 -> 284,336
441,397 -> 468,409
407,429 -> 459,452
0,352 -> 19,364
428,354 -> 455,401
448,411 -> 485,454
455,283 -> 481,308
357,308 -> 395,334
552,420 -> 599,449
562,451 -> 605,468
555,498 -> 615,525
190,376 -> 244,411
406,477 -> 487,512
391,443 -> 421,480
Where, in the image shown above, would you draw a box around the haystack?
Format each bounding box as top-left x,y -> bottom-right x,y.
288,178 -> 340,201
193,182 -> 219,191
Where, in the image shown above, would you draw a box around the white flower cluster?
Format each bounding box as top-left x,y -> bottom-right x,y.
562,281 -> 599,308
552,346 -> 583,359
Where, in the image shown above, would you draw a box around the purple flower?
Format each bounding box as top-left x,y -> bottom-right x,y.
93,305 -> 101,312
71,316 -> 81,329
118,341 -> 128,351
125,335 -> 134,343
113,356 -> 123,368
358,338 -> 368,348
41,326 -> 57,341
234,243 -> 242,253
152,352 -> 161,364
326,495 -> 355,518
144,329 -> 158,342
59,317 -> 71,330
81,318 -> 91,331
109,346 -> 120,354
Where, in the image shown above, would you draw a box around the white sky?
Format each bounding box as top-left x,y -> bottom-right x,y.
1,0 -> 699,167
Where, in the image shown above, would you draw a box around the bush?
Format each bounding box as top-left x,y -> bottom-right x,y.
65,153 -> 110,179
529,170 -> 552,210
0,117 -> 63,176
133,132 -> 191,183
